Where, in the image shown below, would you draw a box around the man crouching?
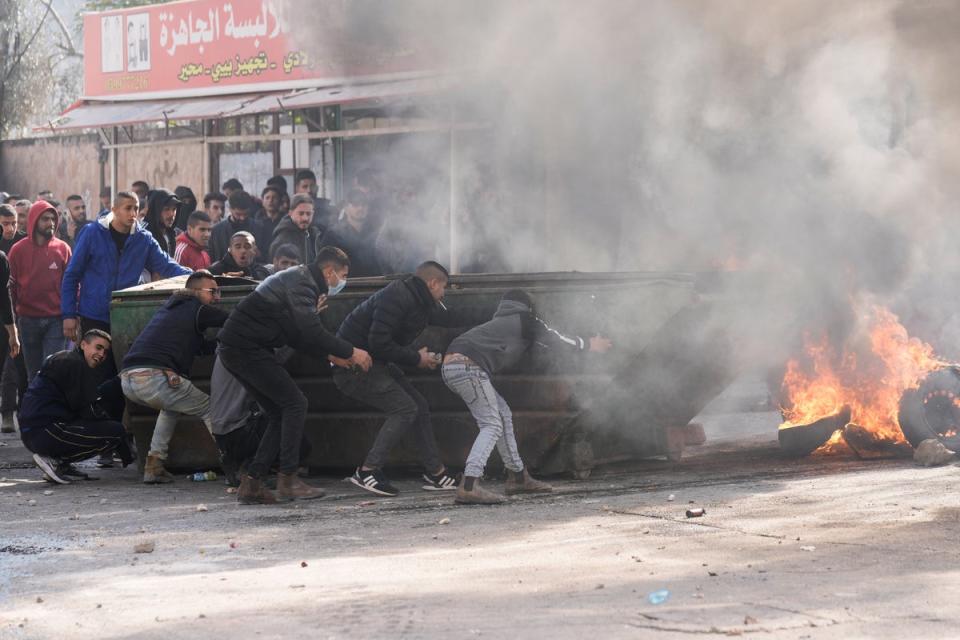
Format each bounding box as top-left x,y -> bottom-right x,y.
19,330 -> 134,484
120,270 -> 230,483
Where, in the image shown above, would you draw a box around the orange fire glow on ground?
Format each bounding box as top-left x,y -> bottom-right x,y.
779,306 -> 946,453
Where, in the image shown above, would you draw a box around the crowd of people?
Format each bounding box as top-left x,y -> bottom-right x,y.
0,173 -> 609,506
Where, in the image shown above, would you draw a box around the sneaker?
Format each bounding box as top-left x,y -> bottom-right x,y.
422,469 -> 460,491
57,463 -> 98,481
95,453 -> 115,469
33,454 -> 70,485
350,467 -> 399,497
0,412 -> 15,434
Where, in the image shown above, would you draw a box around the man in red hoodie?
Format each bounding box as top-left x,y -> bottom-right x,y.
174,211 -> 212,271
9,201 -> 72,382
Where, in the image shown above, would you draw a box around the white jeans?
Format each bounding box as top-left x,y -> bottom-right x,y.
121,368 -> 213,459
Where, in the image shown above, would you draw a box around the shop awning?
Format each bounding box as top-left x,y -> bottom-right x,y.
42,75 -> 453,131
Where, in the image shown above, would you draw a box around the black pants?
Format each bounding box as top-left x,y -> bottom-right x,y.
333,363 -> 442,473
94,376 -> 127,422
215,416 -> 312,475
0,350 -> 27,415
21,419 -> 133,465
219,345 -> 307,478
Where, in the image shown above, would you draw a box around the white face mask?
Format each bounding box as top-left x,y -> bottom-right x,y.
328,276 -> 347,296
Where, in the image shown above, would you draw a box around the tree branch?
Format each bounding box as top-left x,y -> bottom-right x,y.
38,0 -> 82,58
3,3 -> 53,82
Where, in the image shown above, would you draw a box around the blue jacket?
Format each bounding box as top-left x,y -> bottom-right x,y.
61,213 -> 190,323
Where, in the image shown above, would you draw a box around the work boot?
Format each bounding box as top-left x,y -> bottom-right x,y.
0,411 -> 15,434
505,468 -> 553,495
276,472 -> 325,501
238,475 -> 277,505
455,477 -> 505,505
142,454 -> 175,484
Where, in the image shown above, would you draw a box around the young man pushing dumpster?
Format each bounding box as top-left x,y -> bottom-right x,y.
120,270 -> 229,483
218,245 -> 372,504
442,289 -> 612,504
333,261 -> 461,497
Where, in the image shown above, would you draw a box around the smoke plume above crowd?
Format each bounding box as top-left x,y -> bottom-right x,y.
292,0 -> 960,358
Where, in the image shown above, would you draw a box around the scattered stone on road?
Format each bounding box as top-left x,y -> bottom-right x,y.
913,438 -> 956,467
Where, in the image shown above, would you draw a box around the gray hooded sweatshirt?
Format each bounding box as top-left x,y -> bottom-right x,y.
447,299 -> 586,375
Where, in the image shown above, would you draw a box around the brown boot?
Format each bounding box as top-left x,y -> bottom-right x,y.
238,475 -> 277,505
455,477 -> 506,505
142,454 -> 174,484
505,468 -> 553,495
276,472 -> 326,501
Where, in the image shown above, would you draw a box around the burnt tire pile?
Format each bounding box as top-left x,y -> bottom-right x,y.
898,366 -> 960,451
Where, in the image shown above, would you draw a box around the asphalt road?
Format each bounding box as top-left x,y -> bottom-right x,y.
1,379 -> 958,639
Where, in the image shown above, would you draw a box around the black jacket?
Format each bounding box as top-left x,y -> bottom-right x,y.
143,188 -> 182,257
219,264 -> 354,360
209,252 -> 270,280
336,275 -> 447,367
208,215 -> 266,263
256,209 -> 284,246
0,251 -> 13,325
173,186 -> 197,230
122,289 -> 230,377
322,220 -> 382,277
0,231 -> 26,256
270,215 -> 320,263
18,349 -> 100,430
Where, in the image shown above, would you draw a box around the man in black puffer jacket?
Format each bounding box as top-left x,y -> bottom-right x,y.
334,260 -> 460,497
19,330 -> 133,484
219,246 -> 371,505
120,270 -> 229,484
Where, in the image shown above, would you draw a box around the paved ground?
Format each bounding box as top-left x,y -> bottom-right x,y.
1,378 -> 958,639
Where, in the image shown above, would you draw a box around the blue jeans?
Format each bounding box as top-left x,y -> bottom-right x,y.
120,367 -> 213,460
18,317 -> 67,382
441,362 -> 524,477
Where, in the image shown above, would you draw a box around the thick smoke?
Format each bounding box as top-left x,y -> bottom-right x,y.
293,0 -> 960,363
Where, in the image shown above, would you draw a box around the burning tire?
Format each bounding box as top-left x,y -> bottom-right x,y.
897,366 -> 960,451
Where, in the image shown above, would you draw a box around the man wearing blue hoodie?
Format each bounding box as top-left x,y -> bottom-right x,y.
60,191 -> 190,374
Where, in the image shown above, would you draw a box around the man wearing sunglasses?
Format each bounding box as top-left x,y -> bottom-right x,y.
120,270 -> 229,483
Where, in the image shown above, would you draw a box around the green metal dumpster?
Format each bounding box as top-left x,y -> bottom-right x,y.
110,271 -> 743,476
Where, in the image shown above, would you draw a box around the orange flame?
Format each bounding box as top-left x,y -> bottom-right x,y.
779,306 -> 946,450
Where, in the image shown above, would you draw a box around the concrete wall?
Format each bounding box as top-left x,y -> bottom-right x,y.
0,134 -> 102,204
0,133 -> 206,210
117,141 -> 204,204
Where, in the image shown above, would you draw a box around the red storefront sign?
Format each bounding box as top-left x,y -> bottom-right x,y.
83,0 -> 427,100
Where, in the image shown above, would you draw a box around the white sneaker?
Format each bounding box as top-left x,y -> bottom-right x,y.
32,454 -> 70,485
